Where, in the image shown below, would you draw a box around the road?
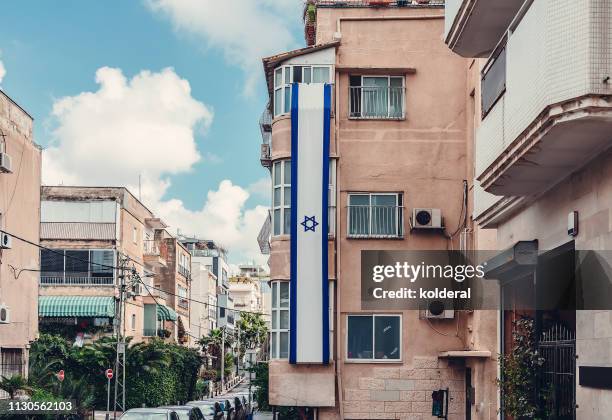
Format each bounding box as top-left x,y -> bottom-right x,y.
197,379 -> 273,420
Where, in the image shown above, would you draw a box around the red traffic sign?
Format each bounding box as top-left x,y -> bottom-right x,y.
57,370 -> 65,382
105,368 -> 113,379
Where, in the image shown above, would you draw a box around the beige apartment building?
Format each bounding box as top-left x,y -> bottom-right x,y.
259,1 -> 497,419
189,260 -> 218,342
228,275 -> 264,314
38,186 -> 184,345
445,0 -> 612,418
0,90 -> 41,383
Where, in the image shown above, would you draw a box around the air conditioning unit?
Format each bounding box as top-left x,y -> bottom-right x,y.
0,232 -> 12,249
0,304 -> 10,324
0,152 -> 12,173
412,208 -> 443,229
424,300 -> 454,319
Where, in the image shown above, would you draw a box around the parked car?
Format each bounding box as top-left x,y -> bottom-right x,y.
120,408 -> 180,420
160,405 -> 206,420
186,401 -> 218,418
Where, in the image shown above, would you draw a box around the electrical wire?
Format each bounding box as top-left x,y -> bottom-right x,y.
0,228 -> 122,270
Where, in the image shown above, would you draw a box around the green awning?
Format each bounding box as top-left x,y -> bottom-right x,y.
157,305 -> 177,321
39,296 -> 115,318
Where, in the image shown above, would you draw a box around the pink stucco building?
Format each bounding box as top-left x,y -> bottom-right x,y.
259,1 -> 498,418
0,90 -> 41,386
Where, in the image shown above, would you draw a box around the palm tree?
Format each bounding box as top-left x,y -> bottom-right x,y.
199,328 -> 233,370
0,375 -> 31,399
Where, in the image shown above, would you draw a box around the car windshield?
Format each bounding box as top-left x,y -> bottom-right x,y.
120,413 -> 167,420
173,409 -> 191,420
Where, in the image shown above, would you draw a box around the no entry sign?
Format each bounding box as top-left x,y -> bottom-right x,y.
57,370 -> 65,382
105,368 -> 113,379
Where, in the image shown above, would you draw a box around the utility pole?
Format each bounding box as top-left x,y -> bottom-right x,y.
113,257 -> 130,419
220,327 -> 225,392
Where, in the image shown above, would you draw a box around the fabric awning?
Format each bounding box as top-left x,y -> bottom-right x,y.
157,305 -> 177,321
39,296 -> 115,317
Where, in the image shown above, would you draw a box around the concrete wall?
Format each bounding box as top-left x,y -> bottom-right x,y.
494,147 -> 612,419
0,91 -> 40,371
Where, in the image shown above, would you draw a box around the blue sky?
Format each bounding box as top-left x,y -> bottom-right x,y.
0,0 -> 303,264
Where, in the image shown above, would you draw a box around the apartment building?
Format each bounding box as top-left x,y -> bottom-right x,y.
181,237 -> 235,332
38,186 -> 179,344
445,0 -> 612,418
153,230 -> 192,344
0,90 -> 41,383
259,1 -> 497,418
238,263 -> 272,326
189,261 -> 217,342
228,275 -> 264,314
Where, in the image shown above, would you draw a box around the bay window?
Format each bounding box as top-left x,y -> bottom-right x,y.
271,281 -> 290,359
272,159 -> 337,237
346,314 -> 401,361
273,65 -> 333,117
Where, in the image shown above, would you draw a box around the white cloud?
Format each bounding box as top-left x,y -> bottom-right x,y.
145,0 -> 303,94
248,176 -> 271,199
0,58 -> 5,84
44,66 -> 212,190
155,180 -> 269,263
43,66 -> 268,264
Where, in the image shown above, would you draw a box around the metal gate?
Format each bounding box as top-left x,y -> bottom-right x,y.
538,323 -> 576,419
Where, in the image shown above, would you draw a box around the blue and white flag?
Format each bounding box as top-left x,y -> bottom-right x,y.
289,83 -> 331,365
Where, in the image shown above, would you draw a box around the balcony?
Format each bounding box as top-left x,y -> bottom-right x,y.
40,272 -> 114,286
349,86 -> 405,120
347,205 -> 404,238
178,265 -> 190,278
475,0 -> 612,199
177,298 -> 189,310
143,240 -> 166,268
260,106 -> 272,168
444,0 -> 524,57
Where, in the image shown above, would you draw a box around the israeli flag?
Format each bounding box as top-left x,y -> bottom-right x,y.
289,83 -> 331,365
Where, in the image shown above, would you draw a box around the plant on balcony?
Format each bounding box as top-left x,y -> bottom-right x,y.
497,317 -> 550,419
158,329 -> 171,338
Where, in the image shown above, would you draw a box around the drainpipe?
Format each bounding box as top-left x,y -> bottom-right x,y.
334,66 -> 344,420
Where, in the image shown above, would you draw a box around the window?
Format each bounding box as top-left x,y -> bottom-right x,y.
272,159 -> 337,237
274,65 -> 332,117
349,75 -> 404,119
0,348 -> 24,378
271,281 -> 290,359
131,314 -> 136,330
346,314 -> 401,361
272,160 -> 291,236
178,285 -> 189,309
40,249 -> 115,285
348,193 -> 403,238
132,226 -> 138,244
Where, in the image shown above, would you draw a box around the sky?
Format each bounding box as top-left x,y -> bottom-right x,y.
0,0 -> 304,265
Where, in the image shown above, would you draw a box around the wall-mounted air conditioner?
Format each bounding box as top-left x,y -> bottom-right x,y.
0,152 -> 12,173
411,208 -> 443,230
0,304 -> 10,324
0,232 -> 12,249
423,300 -> 454,319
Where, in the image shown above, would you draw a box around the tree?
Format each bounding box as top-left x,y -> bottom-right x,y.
0,375 -> 31,399
199,328 -> 234,371
497,317 -> 548,419
235,313 -> 268,362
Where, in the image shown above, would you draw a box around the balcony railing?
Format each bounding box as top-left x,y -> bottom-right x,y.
40,273 -> 115,286
349,86 -> 405,119
178,265 -> 190,278
143,239 -> 160,256
178,298 -> 189,309
347,205 -> 404,238
317,0 -> 445,7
